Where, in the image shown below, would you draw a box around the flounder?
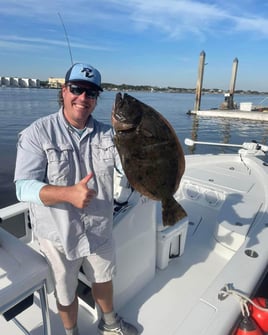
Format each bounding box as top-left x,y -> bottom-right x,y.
112,92 -> 186,226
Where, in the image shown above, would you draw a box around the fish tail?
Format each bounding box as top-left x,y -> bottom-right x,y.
162,197 -> 187,226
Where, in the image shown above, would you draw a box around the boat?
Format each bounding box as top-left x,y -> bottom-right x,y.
1,138 -> 268,335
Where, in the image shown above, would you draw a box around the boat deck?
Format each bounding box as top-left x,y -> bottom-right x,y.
0,206 -> 227,335
120,207 -> 228,334
1,153 -> 268,335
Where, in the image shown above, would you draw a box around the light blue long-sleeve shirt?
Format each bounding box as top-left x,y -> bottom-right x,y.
16,179 -> 46,205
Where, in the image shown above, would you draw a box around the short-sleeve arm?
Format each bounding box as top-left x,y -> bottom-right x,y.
14,127 -> 48,182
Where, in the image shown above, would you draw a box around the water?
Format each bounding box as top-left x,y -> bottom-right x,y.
1,87 -> 268,209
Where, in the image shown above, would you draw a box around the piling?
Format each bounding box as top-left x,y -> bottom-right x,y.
220,58 -> 239,110
194,51 -> 206,111
229,58 -> 238,109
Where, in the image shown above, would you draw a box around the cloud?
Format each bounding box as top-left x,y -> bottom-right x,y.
1,0 -> 268,41
0,34 -> 114,52
109,0 -> 268,39
89,0 -> 268,41
232,15 -> 268,36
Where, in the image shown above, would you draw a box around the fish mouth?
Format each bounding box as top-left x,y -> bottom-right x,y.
111,112 -> 137,131
112,92 -> 138,131
112,93 -> 129,122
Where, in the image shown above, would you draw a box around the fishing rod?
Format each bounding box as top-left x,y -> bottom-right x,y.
57,12 -> 74,65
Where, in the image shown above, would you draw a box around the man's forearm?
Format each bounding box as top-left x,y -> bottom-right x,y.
39,184 -> 74,206
16,174 -> 95,209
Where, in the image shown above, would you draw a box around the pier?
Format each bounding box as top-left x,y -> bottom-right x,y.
189,52 -> 268,121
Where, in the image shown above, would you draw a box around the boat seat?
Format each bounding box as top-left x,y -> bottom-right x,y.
0,227 -> 51,335
215,194 -> 262,251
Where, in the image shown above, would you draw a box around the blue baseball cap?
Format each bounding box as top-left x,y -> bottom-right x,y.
65,63 -> 103,91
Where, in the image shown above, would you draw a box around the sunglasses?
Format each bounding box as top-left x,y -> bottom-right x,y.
68,84 -> 99,99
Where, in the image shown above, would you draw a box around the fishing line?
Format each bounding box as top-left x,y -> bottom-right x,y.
57,12 -> 74,65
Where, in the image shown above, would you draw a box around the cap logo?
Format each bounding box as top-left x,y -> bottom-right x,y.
81,67 -> 94,78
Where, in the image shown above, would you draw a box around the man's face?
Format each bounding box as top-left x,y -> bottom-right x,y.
62,82 -> 98,129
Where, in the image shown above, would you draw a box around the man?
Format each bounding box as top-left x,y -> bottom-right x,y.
14,63 -> 138,335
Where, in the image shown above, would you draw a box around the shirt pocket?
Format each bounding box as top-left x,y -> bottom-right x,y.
44,144 -> 73,184
92,137 -> 114,176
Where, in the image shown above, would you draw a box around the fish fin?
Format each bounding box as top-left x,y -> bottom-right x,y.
162,197 -> 187,226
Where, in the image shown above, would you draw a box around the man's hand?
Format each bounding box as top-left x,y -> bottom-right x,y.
39,173 -> 97,208
70,173 -> 96,208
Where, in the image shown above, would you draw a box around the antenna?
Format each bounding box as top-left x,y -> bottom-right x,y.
58,12 -> 74,65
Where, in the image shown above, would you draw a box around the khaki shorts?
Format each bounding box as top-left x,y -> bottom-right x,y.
38,238 -> 116,306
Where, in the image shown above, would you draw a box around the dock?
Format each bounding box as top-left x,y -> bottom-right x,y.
188,109 -> 268,121
191,52 -> 268,121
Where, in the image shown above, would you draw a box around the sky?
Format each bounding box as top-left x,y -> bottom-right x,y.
1,0 -> 268,91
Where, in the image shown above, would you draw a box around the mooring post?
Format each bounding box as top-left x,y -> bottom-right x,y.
228,57 -> 238,109
194,51 -> 206,111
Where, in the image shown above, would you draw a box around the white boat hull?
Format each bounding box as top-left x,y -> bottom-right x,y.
1,144 -> 268,334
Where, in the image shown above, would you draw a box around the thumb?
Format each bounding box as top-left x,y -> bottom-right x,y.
80,172 -> 94,185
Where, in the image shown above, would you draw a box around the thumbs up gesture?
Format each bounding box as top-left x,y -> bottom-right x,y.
70,173 -> 96,208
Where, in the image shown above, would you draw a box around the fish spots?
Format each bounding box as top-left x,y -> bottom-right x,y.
112,92 -> 187,225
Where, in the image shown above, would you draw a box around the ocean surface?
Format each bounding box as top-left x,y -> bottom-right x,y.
1,87 -> 268,209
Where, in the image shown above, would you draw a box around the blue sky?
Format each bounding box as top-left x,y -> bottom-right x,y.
1,0 -> 268,91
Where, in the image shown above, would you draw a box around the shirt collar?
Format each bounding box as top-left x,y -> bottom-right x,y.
59,107 -> 95,135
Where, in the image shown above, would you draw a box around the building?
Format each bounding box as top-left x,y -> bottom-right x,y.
48,77 -> 65,88
10,77 -> 19,87
19,78 -> 30,87
29,78 -> 40,87
1,77 -> 10,86
1,76 -> 40,88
